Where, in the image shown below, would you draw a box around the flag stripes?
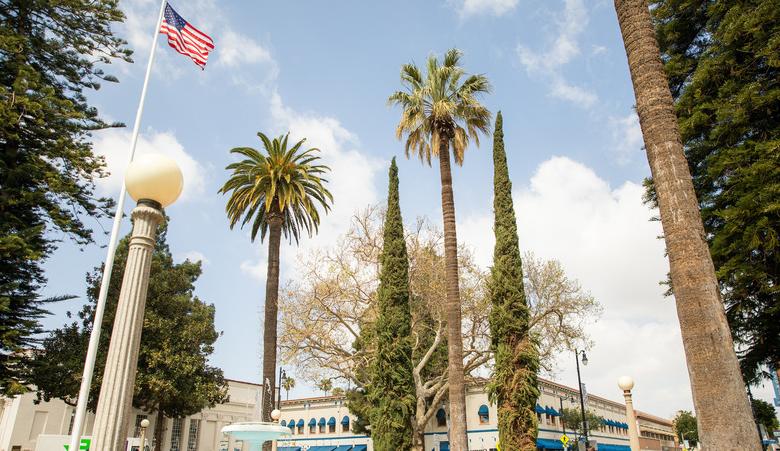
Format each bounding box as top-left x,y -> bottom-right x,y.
159,3 -> 214,69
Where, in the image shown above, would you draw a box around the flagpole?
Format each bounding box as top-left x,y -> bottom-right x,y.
68,0 -> 168,449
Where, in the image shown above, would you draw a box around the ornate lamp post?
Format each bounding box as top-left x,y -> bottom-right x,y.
618,376 -> 641,451
575,349 -> 589,448
91,154 -> 183,450
139,418 -> 150,451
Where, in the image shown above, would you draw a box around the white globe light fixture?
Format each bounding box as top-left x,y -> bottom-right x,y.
125,153 -> 183,207
271,409 -> 281,421
618,376 -> 635,391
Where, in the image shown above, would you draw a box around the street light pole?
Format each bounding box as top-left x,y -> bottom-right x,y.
575,349 -> 589,448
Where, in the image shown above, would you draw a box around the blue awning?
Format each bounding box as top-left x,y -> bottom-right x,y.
278,447 -> 301,451
334,446 -> 353,451
352,446 -> 368,451
308,447 -> 336,451
308,418 -> 316,426
436,408 -> 447,420
327,416 -> 336,426
318,417 -> 327,426
280,420 -> 286,426
622,422 -> 629,429
287,420 -> 295,430
606,419 -> 616,426
535,404 -> 546,414
546,406 -> 560,416
478,404 -> 489,416
537,438 -> 564,450
296,419 -> 304,427
341,415 -> 350,425
598,444 -> 631,451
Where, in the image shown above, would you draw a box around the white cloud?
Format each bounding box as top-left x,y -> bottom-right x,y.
177,250 -> 210,265
455,0 -> 519,18
610,112 -> 644,164
516,0 -> 597,108
240,254 -> 268,282
217,31 -> 273,67
458,156 -> 693,415
92,128 -> 206,202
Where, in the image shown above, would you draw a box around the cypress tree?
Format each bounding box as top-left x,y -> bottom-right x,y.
367,158 -> 415,450
487,112 -> 540,450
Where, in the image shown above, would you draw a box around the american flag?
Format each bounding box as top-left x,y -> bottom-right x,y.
159,3 -> 214,69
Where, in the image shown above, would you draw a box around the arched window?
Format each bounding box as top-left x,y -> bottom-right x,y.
436,408 -> 447,427
318,417 -> 326,433
328,417 -> 336,433
308,418 -> 317,434
477,405 -> 490,424
341,415 -> 350,432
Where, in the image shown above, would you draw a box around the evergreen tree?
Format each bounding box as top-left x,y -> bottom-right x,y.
30,226 -> 229,451
366,158 -> 415,451
487,112 -> 540,450
0,0 -> 131,395
650,0 -> 780,381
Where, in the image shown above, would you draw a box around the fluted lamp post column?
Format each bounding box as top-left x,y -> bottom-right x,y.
92,154 -> 183,451
618,376 -> 641,451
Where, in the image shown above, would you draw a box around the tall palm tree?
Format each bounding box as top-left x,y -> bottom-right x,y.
389,48 -> 491,450
220,133 -> 332,423
613,1 -> 760,449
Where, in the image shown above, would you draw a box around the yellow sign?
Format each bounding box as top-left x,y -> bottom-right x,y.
560,434 -> 570,447
496,442 -> 501,451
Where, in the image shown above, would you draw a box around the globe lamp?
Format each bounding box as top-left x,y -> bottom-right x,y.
125,153 -> 183,207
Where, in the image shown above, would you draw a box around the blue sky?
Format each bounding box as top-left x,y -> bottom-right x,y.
40,0 -> 776,418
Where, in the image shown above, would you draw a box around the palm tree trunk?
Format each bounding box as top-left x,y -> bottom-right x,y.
437,139 -> 468,450
262,212 -> 283,424
614,1 -> 761,449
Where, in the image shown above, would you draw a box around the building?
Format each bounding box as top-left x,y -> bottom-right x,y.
0,378 -> 679,451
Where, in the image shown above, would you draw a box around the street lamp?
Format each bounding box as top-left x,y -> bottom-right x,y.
91,153 -> 183,451
618,376 -> 641,451
139,418 -> 150,451
575,349 -> 589,449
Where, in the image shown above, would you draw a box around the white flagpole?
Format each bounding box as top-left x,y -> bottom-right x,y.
68,0 -> 168,449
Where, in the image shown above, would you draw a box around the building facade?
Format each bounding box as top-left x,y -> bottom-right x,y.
0,378 -> 679,451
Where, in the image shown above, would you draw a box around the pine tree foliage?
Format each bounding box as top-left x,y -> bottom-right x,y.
29,226 -> 229,421
650,0 -> 780,380
366,159 -> 416,451
0,0 -> 131,395
487,112 -> 540,450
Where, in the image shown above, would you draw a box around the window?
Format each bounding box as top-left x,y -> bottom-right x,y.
170,418 -> 183,451
477,405 -> 489,425
134,414 -> 148,437
341,416 -> 351,432
297,424 -> 303,435
328,417 -> 336,433
436,408 -> 447,427
67,410 -> 75,435
187,419 -> 200,451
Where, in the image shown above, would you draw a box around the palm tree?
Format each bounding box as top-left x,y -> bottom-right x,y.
613,1 -> 760,449
281,375 -> 295,400
220,133 -> 332,423
388,48 -> 491,450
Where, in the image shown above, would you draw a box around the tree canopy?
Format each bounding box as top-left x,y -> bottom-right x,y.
0,0 -> 131,396
673,410 -> 698,446
650,0 -> 780,381
30,226 -> 228,420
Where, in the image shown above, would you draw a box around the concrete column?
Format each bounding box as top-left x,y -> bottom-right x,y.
92,200 -> 164,451
622,389 -> 642,451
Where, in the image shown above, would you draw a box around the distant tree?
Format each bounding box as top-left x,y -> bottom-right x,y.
487,111 -> 539,450
673,410 -> 698,447
281,375 -> 295,400
560,407 -> 603,440
649,0 -> 780,385
30,227 -> 229,451
389,48 -> 492,451
0,0 -> 131,396
317,378 -> 333,395
752,399 -> 779,436
365,159 -> 415,450
220,132 -> 332,423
